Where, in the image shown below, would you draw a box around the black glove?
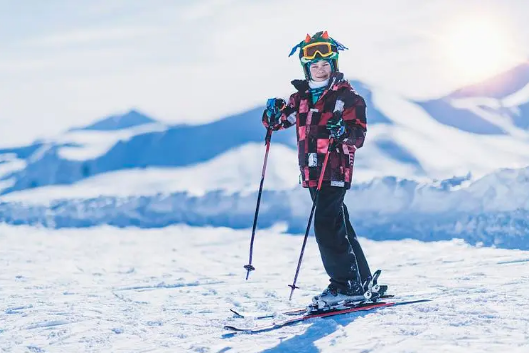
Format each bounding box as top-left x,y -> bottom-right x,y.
264,98 -> 286,128
326,111 -> 347,140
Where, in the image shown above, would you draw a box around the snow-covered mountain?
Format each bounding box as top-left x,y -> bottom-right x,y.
418,62 -> 529,134
0,110 -> 169,194
0,143 -> 300,200
449,62 -> 529,100
1,165 -> 528,249
0,64 -> 528,249
69,109 -> 158,132
1,63 -> 529,197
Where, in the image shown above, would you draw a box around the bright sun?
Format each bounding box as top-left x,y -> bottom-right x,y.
443,18 -> 518,82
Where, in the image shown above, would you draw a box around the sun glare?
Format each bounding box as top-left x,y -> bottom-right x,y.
443,17 -> 518,82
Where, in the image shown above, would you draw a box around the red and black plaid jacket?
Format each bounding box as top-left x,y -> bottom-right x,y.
263,72 -> 367,189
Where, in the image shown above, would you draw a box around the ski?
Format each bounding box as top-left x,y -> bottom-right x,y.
224,299 -> 431,334
230,294 -> 395,320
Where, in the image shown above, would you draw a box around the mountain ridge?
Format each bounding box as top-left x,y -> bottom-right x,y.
0,62 -> 529,196
1,165 -> 528,249
70,109 -> 159,132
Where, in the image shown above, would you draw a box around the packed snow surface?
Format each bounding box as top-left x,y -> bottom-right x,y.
0,224 -> 528,352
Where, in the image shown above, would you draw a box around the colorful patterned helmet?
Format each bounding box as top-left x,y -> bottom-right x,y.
288,31 -> 348,80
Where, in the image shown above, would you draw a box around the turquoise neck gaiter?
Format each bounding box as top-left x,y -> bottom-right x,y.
308,79 -> 329,104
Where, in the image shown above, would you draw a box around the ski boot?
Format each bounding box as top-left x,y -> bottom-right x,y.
310,280 -> 366,313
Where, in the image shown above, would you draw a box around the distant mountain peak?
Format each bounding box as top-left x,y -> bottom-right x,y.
72,109 -> 158,132
448,61 -> 529,99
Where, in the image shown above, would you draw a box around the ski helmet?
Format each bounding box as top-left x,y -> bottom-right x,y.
288,31 -> 349,80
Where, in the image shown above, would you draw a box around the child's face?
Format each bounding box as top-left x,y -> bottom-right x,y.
309,60 -> 332,81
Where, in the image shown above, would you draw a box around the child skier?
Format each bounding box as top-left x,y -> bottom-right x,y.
262,31 -> 381,306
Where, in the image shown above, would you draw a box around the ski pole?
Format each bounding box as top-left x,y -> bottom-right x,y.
244,127 -> 273,280
288,137 -> 335,300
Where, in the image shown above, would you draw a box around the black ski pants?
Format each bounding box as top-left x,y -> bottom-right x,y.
309,186 -> 371,290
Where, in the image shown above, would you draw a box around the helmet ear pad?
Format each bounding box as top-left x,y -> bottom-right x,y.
303,59 -> 338,80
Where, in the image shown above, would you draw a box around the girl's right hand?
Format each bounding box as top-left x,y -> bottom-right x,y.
262,98 -> 286,130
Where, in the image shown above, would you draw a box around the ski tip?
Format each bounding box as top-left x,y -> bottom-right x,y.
222,329 -> 239,338
224,325 -> 249,333
413,298 -> 433,303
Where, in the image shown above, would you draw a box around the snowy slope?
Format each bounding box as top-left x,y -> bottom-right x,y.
3,78 -> 529,197
418,62 -> 529,134
0,165 -> 528,249
0,143 -> 299,201
3,62 -> 529,196
0,107 -> 298,195
449,62 -> 529,100
50,110 -> 168,161
0,65 -> 528,245
0,154 -> 27,194
55,123 -> 168,161
0,224 -> 527,352
0,110 -> 169,194
367,89 -> 529,179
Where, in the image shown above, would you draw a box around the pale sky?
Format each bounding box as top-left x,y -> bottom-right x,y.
1,0 -> 529,147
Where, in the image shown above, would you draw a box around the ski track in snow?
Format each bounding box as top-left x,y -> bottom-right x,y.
0,224 -> 528,352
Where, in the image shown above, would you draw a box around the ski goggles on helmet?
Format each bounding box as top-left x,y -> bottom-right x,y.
302,42 -> 336,60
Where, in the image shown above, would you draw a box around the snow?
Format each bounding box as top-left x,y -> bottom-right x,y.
73,109 -> 158,131
0,223 -> 528,352
503,82 -> 529,108
55,123 -> 168,161
4,74 -> 529,197
0,178 -> 15,195
0,143 -> 300,203
463,167 -> 529,212
353,124 -> 424,182
0,165 -> 528,249
0,154 -> 26,194
351,166 -> 529,215
0,154 -> 27,177
448,97 -> 528,138
5,87 -> 529,204
371,89 -> 529,179
341,82 -> 529,181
